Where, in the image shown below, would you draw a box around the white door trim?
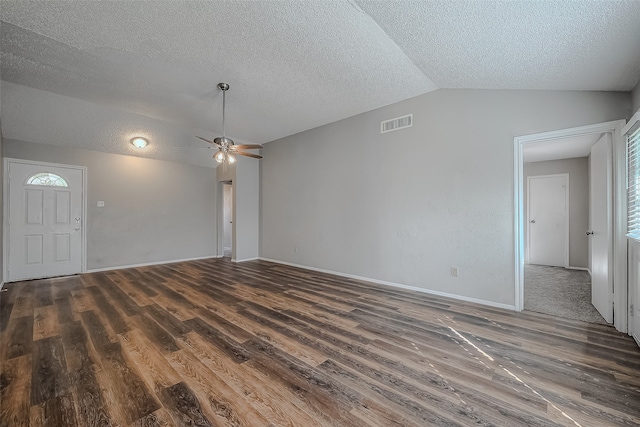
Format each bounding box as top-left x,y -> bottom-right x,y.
513,120 -> 628,333
3,158 -> 88,281
216,179 -> 235,261
526,173 -> 570,267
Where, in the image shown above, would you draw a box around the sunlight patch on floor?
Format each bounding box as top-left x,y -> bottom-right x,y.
442,321 -> 583,427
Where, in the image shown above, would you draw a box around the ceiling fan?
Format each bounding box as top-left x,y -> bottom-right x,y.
196,83 -> 263,164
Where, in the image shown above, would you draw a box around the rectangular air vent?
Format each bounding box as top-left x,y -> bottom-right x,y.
381,114 -> 413,134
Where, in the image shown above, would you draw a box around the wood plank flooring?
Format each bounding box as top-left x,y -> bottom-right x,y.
1,258 -> 639,426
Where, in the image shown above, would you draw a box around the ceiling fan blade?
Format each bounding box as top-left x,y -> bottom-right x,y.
195,135 -> 213,143
196,136 -> 221,147
231,144 -> 263,150
235,151 -> 263,159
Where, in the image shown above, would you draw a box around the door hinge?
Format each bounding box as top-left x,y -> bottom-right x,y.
631,304 -> 635,316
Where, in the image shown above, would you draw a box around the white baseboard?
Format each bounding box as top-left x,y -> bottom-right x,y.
85,255 -> 219,273
233,257 -> 260,263
259,257 -> 516,311
567,266 -> 592,276
567,266 -> 589,271
527,263 -> 592,275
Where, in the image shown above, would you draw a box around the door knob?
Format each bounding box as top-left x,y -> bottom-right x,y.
530,220 -> 535,223
586,230 -> 594,235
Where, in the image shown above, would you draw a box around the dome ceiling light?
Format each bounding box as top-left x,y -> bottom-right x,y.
130,137 -> 149,148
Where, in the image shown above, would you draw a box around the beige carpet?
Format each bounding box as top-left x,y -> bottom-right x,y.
524,264 -> 608,324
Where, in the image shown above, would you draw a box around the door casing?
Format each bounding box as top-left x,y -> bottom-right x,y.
216,179 -> 235,260
514,120 -> 628,333
223,183 -> 233,256
3,158 -> 87,282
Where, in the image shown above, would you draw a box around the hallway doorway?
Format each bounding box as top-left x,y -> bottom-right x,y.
514,120 -> 627,331
222,181 -> 233,258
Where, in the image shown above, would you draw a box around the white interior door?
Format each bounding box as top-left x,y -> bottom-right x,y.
527,174 -> 568,267
7,161 -> 84,281
590,134 -> 613,323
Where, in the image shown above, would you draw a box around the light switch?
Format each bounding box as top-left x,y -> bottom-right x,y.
97,201 -> 105,207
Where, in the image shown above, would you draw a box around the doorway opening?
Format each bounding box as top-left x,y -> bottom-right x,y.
524,157 -> 602,323
222,182 -> 233,258
514,120 -> 628,332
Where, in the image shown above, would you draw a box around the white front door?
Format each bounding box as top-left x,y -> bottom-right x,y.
7,160 -> 84,281
527,174 -> 568,267
590,135 -> 613,323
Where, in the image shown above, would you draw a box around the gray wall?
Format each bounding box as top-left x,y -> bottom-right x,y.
632,81 -> 640,114
235,157 -> 260,261
523,157 -> 589,268
3,139 -> 217,271
260,89 -> 630,307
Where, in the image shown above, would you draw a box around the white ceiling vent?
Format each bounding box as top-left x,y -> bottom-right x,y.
381,114 -> 413,134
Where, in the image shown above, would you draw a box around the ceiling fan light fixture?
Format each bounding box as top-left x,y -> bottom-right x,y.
197,82 -> 263,165
130,137 -> 148,149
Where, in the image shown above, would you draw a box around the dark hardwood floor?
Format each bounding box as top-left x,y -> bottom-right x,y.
1,258 -> 639,426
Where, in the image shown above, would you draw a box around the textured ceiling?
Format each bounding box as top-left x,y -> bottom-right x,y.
1,1 -> 640,166
357,0 -> 640,91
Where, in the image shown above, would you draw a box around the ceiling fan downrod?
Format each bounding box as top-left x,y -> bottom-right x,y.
218,82 -> 229,141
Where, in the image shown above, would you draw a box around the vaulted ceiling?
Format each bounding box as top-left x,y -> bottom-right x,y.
1,1 -> 640,166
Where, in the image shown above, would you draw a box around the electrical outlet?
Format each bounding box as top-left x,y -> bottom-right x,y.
451,267 -> 458,277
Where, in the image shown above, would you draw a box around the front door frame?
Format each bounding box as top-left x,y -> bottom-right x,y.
513,120 -> 628,332
3,158 -> 88,282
